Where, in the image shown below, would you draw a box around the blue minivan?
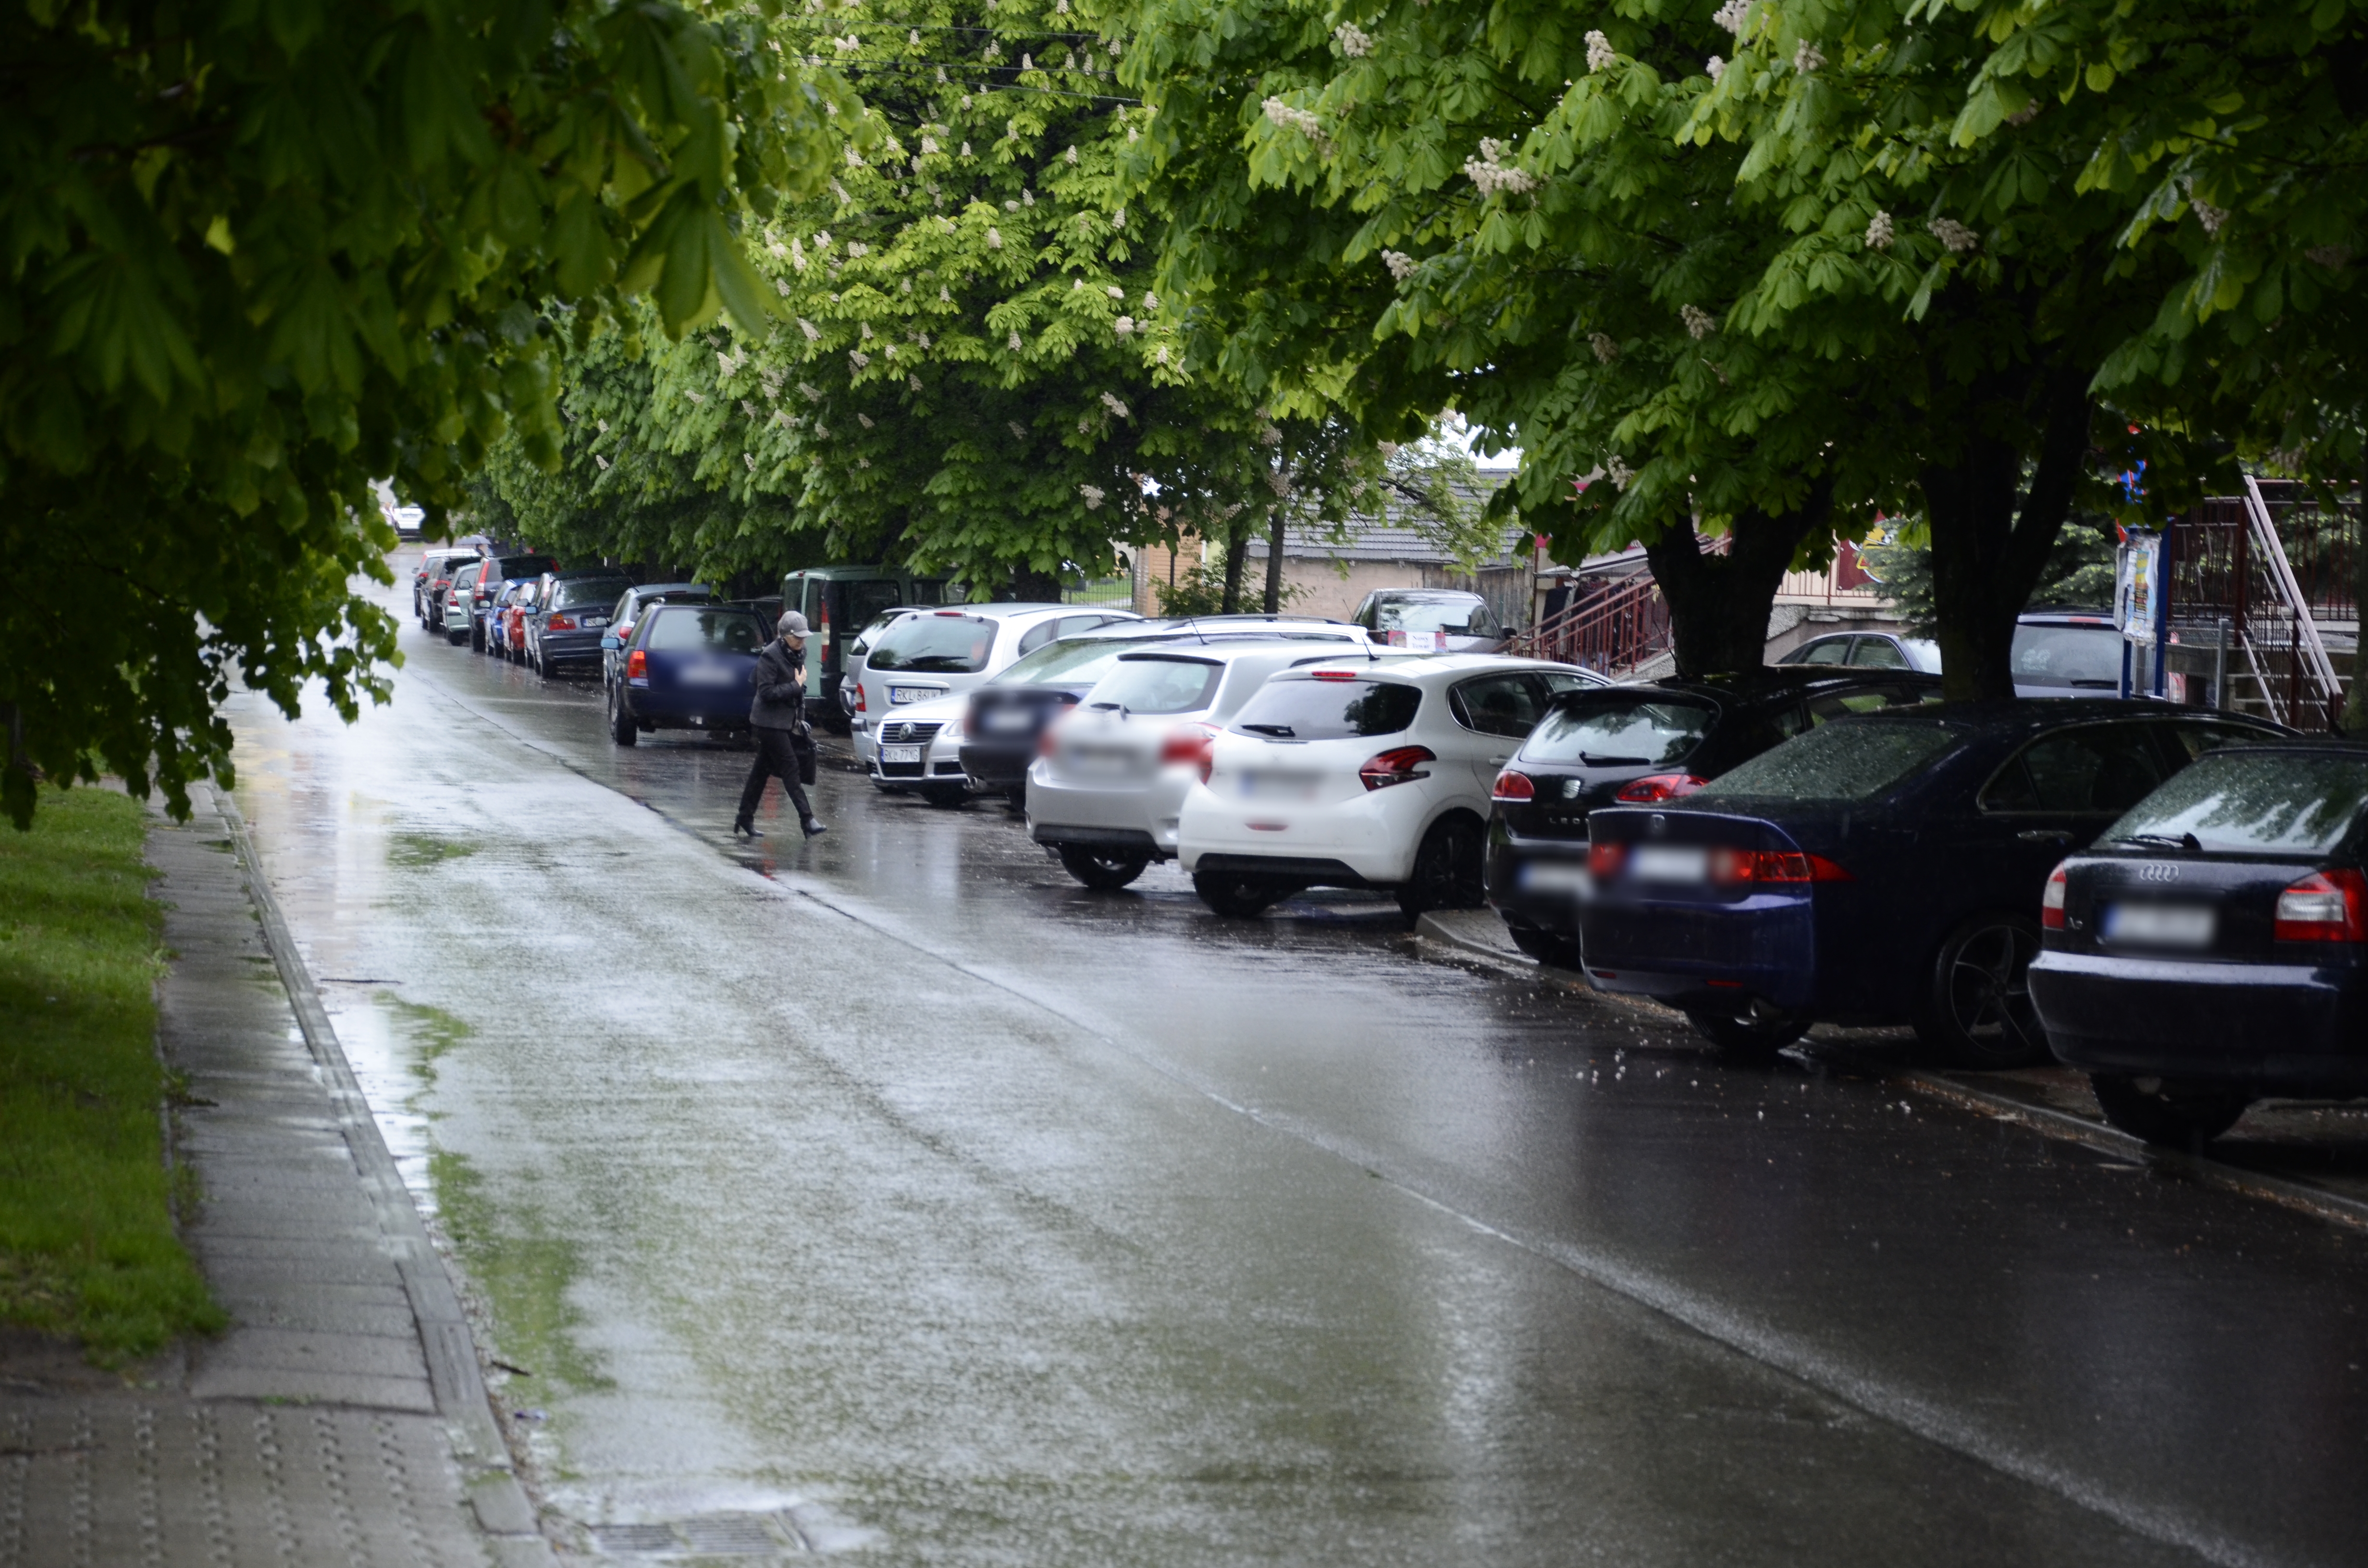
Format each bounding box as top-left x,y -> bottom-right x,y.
607,604 -> 768,747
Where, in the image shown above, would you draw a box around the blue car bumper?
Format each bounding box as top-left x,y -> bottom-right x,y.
1581,891 -> 1818,1012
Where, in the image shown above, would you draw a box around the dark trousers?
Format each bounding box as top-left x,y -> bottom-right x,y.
737,725 -> 815,826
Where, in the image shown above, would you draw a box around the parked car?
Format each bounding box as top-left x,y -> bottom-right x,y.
851,605 -> 1140,767
459,553 -> 557,651
439,562 -> 488,643
1776,630 -> 1944,674
1580,702 -> 2287,1065
1350,588 -> 1512,653
1486,669 -> 1945,968
838,607 -> 933,725
961,618 -> 1376,801
599,584 -> 717,692
1777,610 -> 2126,697
1029,641 -> 1407,888
493,580 -> 539,661
416,549 -> 481,626
1178,655 -> 1603,920
525,572 -> 632,675
606,603 -> 768,746
2031,740 -> 2368,1146
780,567 -> 953,726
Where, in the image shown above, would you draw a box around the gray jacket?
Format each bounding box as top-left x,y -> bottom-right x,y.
749,639 -> 810,731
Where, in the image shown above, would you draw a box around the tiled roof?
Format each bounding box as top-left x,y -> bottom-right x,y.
1243,470 -> 1534,568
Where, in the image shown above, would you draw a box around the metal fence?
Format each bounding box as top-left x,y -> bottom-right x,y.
2166,479 -> 2358,730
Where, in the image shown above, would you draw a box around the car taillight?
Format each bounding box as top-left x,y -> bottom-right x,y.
2275,868 -> 2368,942
855,683 -> 868,713
1708,849 -> 1853,884
1492,770 -> 1535,802
549,615 -> 576,630
626,649 -> 646,678
2041,861 -> 2067,929
1310,669 -> 1357,681
1616,773 -> 1708,804
1588,842 -> 1626,879
1359,745 -> 1435,791
1161,722 -> 1220,769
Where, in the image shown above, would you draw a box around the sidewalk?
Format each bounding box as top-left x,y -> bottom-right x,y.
0,786 -> 549,1567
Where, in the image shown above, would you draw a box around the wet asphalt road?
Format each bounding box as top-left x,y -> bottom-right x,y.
217,555 -> 2368,1567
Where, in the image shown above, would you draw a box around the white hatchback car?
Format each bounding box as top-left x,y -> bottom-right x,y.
852,603 -> 1139,767
1027,642 -> 1408,888
1178,655 -> 1604,919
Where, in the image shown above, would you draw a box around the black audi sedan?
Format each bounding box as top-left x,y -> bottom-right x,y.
1485,669 -> 1942,968
2030,740 -> 2368,1146
1580,701 -> 2287,1065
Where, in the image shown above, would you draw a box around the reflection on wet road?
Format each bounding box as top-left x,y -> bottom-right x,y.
222,560 -> 2368,1567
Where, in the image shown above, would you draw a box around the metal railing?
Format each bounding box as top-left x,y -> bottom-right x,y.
2167,479 -> 2357,730
1513,571 -> 1673,675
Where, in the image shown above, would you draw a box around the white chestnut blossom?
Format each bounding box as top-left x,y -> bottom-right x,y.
1262,97 -> 1329,147
684,390 -> 704,404
1142,291 -> 1158,309
1079,484 -> 1106,510
1713,0 -> 1752,36
1114,316 -> 1135,337
1681,304 -> 1716,339
1605,454 -> 1634,490
857,413 -> 875,428
858,322 -> 874,340
1106,285 -> 1125,299
1589,332 -> 1618,363
1463,137 -> 1538,197
1020,52 -> 1032,69
1065,145 -> 1080,164
1008,329 -> 1023,350
2193,199 -> 2229,236
1793,40 -> 1824,72
848,350 -> 870,369
1155,345 -> 1172,365
799,382 -> 822,402
1929,217 -> 1980,254
987,227 -> 1003,249
595,454 -> 610,471
743,453 -> 757,472
798,318 -> 820,342
1100,391 -> 1131,418
1335,22 -> 1372,56
1706,55 -> 1725,82
1010,421 -> 1029,439
1112,207 -> 1125,228
1382,249 -> 1417,281
907,375 -> 922,391
739,399 -> 759,418
1864,209 -> 1895,249
2307,245 -> 2352,268
1585,30 -> 1616,71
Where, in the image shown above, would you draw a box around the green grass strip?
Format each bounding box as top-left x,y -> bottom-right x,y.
0,790 -> 221,1362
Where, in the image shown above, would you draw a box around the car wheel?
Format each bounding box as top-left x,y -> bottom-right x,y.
1507,922 -> 1585,969
1683,1006 -> 1809,1064
920,782 -> 968,808
1194,871 -> 1286,918
1059,845 -> 1149,890
1916,912 -> 2048,1068
1395,814 -> 1487,921
608,687 -> 638,747
2089,1075 -> 2250,1150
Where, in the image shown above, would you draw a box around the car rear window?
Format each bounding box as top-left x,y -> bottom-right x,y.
1374,597 -> 1500,638
554,579 -> 629,610
1695,720 -> 1963,802
1232,678 -> 1422,740
2010,624 -> 2122,688
1522,694 -> 1715,767
867,612 -> 994,673
493,554 -> 557,578
1087,656 -> 1222,714
2101,751 -> 2368,854
645,609 -> 764,653
994,637 -> 1133,686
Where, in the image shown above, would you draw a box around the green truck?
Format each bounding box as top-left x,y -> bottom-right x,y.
778,566 -> 953,727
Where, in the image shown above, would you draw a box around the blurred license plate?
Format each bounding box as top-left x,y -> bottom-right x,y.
1630,844 -> 1709,882
1241,772 -> 1319,799
890,686 -> 935,704
985,708 -> 1034,732
1521,860 -> 1591,895
581,615 -> 607,627
881,745 -> 923,764
2103,902 -> 2215,947
679,664 -> 740,685
1068,748 -> 1136,778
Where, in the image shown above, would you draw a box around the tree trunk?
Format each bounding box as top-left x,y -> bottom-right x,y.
1921,369 -> 2093,703
1262,509 -> 1287,615
1220,530 -> 1250,614
1644,494 -> 1833,678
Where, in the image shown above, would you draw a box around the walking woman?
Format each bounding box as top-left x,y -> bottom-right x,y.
735,611 -> 828,839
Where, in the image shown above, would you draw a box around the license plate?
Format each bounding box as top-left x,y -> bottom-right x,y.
890,686 -> 936,704
2103,901 -> 2215,948
1521,860 -> 1592,895
881,744 -> 923,764
1240,772 -> 1319,799
679,665 -> 740,686
1067,748 -> 1141,780
582,615 -> 607,627
985,708 -> 1034,732
1629,844 -> 1710,883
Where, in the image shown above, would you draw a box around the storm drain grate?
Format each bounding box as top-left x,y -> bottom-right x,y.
589,1511 -> 806,1558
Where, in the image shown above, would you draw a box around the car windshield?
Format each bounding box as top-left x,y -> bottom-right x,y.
1695,720 -> 1963,802
1231,678 -> 1422,740
645,609 -> 764,654
1523,694 -> 1715,767
1374,597 -> 1500,638
992,637 -> 1143,686
867,612 -> 995,673
2102,751 -> 2368,854
1086,657 -> 1223,714
554,579 -> 629,610
2010,623 -> 2122,688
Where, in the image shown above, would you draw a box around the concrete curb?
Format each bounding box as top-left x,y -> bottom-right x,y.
1412,912 -> 2368,1236
210,784 -> 556,1564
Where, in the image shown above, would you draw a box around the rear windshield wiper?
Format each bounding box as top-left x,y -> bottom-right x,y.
1579,753 -> 1651,766
1241,723 -> 1296,737
2118,832 -> 2203,852
2064,678 -> 2121,688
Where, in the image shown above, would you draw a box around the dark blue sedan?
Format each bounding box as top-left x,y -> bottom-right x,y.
1580,701 -> 2284,1064
2032,740 -> 2368,1146
608,605 -> 767,747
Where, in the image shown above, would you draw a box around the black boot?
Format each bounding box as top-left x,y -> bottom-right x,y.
802,817 -> 828,838
734,819 -> 763,839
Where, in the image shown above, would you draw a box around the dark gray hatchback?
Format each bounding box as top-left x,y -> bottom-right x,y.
2032,741 -> 2368,1146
